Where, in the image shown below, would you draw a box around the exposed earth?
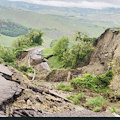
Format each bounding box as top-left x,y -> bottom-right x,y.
1,29 -> 120,117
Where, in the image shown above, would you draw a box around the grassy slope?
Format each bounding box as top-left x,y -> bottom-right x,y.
0,6 -> 107,47
0,34 -> 17,47
0,6 -> 119,47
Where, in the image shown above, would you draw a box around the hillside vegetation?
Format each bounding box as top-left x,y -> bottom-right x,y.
0,19 -> 31,37
0,34 -> 17,47
0,5 -> 107,47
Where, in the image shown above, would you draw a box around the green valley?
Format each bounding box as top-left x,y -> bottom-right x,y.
1,4 -> 119,47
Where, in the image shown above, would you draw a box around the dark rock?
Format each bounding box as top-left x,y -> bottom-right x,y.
36,96 -> 43,104
12,109 -> 43,117
29,86 -> 44,93
24,97 -> 29,102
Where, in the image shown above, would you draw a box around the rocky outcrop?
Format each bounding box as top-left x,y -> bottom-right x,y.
0,71 -> 23,117
46,29 -> 120,92
77,29 -> 120,92
0,64 -> 13,80
12,109 -> 44,117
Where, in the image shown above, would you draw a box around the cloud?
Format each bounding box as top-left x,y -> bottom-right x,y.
9,0 -> 120,9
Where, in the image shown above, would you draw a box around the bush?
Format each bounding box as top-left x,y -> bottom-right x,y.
67,93 -> 84,105
52,32 -> 94,69
57,83 -> 74,92
71,71 -> 114,92
53,36 -> 69,60
18,65 -> 34,76
95,70 -> 114,89
0,46 -> 15,63
85,96 -> 107,112
11,29 -> 43,55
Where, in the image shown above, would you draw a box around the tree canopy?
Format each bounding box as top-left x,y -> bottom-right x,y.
52,32 -> 95,68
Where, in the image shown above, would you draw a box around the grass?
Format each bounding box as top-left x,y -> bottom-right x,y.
85,96 -> 107,112
57,83 -> 74,92
18,65 -> 34,76
41,47 -> 53,57
0,5 -> 113,48
0,34 -> 17,47
67,93 -> 84,105
41,47 -> 63,69
71,71 -> 114,92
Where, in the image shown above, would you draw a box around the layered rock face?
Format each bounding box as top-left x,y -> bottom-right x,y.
0,65 -> 23,117
47,29 -> 120,92
80,29 -> 120,92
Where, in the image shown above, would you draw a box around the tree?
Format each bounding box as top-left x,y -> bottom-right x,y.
52,32 -> 94,69
53,36 -> 69,60
12,29 -> 43,50
28,29 -> 43,45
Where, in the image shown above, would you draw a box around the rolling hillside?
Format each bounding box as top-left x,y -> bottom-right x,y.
0,19 -> 31,37
0,1 -> 120,47
0,34 -> 17,47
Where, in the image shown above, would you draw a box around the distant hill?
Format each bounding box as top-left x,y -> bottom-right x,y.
0,19 -> 31,37
0,0 -> 120,47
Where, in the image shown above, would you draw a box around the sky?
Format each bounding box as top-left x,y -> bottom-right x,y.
9,0 -> 120,9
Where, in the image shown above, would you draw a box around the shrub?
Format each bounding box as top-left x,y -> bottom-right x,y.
85,96 -> 107,111
18,65 -> 34,76
57,83 -> 74,92
110,107 -> 117,113
96,70 -> 114,89
67,93 -> 84,105
71,71 -> 114,92
71,74 -> 95,90
0,47 -> 15,63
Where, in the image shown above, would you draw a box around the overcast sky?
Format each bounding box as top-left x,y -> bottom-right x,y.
9,0 -> 120,9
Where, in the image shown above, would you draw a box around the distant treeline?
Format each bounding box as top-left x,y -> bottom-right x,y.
0,19 -> 31,37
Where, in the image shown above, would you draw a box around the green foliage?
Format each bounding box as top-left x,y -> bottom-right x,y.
41,48 -> 63,69
0,19 -> 31,37
95,70 -> 114,89
52,32 -> 94,69
85,96 -> 107,111
0,45 -> 15,63
1,49 -> 15,62
67,93 -> 84,105
7,61 -> 18,68
49,56 -> 63,69
0,34 -> 17,47
71,71 -> 114,92
0,57 -> 4,64
57,83 -> 74,92
18,65 -> 34,76
41,47 -> 53,58
50,40 -> 57,48
110,107 -> 117,113
53,36 -> 69,60
11,29 -> 43,57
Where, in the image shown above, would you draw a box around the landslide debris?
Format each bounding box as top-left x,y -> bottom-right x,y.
47,29 -> 120,93
2,29 -> 120,117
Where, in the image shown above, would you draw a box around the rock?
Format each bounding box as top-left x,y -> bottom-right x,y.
27,100 -> 32,106
29,86 -> 44,93
35,96 -> 43,104
28,73 -> 34,80
0,111 -> 6,117
12,109 -> 43,117
0,64 -> 13,80
0,75 -> 23,106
